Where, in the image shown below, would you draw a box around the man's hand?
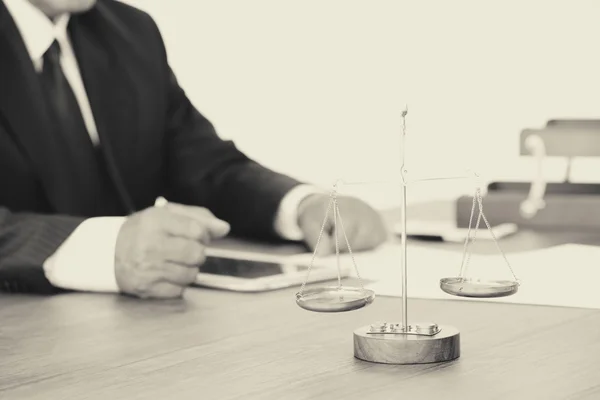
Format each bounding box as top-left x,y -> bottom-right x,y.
297,194 -> 388,256
114,203 -> 230,299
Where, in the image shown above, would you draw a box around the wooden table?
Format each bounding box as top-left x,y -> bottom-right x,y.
2,202 -> 600,399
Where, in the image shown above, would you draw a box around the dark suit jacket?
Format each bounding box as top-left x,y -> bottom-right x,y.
0,0 -> 301,293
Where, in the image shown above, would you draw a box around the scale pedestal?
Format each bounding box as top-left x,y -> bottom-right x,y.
354,323 -> 460,364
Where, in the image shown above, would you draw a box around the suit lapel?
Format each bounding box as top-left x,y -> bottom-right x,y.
0,4 -> 78,213
67,12 -> 135,213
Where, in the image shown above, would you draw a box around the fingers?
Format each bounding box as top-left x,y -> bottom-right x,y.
127,263 -> 197,299
117,204 -> 225,300
301,199 -> 389,256
163,203 -> 230,238
344,216 -> 389,251
301,210 -> 358,256
159,209 -> 230,242
160,237 -> 206,266
344,225 -> 383,252
336,205 -> 387,252
159,262 -> 199,286
301,223 -> 321,253
302,222 -> 339,257
134,264 -> 197,298
315,233 -> 336,256
301,214 -> 332,255
146,281 -> 186,299
161,213 -> 210,244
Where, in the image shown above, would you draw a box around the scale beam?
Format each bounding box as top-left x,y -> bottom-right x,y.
331,172 -> 481,188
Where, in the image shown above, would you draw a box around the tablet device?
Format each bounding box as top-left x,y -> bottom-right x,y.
194,248 -> 349,292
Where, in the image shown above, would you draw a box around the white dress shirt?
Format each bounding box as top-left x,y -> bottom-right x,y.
4,0 -> 318,292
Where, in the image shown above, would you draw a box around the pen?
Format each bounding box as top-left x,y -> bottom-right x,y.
154,196 -> 168,208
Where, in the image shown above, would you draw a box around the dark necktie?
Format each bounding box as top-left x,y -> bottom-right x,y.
38,40 -> 122,216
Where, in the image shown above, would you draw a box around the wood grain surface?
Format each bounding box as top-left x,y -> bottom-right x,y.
2,202 -> 600,399
1,284 -> 600,400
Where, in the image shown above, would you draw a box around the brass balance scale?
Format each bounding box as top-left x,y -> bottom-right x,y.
294,107 -> 520,365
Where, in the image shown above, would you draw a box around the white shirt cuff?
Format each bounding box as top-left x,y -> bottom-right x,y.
274,184 -> 324,241
43,217 -> 126,292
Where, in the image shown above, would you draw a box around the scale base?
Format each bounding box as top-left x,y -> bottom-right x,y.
353,322 -> 460,364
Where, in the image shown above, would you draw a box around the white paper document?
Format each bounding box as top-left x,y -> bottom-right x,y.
399,221 -> 518,242
289,242 -> 600,309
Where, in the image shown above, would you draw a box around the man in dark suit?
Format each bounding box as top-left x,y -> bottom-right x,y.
0,0 -> 388,298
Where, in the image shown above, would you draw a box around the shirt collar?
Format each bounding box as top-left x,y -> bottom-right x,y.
3,0 -> 70,62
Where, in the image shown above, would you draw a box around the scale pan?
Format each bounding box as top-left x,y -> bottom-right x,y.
440,277 -> 519,298
296,286 -> 375,312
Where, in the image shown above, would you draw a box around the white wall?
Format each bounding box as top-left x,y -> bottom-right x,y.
120,0 -> 600,206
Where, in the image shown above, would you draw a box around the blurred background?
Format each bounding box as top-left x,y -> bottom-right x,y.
121,0 -> 600,208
